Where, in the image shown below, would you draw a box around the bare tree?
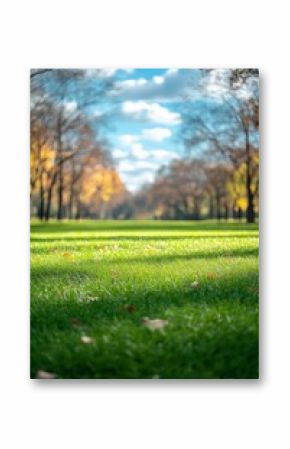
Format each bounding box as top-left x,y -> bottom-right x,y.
182,69 -> 259,223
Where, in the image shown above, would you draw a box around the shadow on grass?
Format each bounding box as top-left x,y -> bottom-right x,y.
31,269 -> 259,379
31,220 -> 259,379
31,220 -> 259,235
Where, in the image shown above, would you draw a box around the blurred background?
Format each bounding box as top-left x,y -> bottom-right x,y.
30,68 -> 259,223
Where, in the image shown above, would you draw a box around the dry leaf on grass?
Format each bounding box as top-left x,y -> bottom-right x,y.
123,304 -> 136,313
86,296 -> 100,302
70,318 -> 82,326
206,272 -> 218,280
141,317 -> 168,330
36,370 -> 56,379
78,295 -> 100,303
190,280 -> 199,288
81,335 -> 94,344
63,252 -> 73,258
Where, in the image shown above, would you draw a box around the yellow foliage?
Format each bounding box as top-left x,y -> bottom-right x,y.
227,152 -> 259,211
30,124 -> 56,195
81,167 -> 125,206
236,197 -> 247,211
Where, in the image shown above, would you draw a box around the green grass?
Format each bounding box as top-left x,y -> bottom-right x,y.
30,220 -> 259,379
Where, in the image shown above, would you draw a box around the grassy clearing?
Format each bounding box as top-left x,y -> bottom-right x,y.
30,220 -> 259,379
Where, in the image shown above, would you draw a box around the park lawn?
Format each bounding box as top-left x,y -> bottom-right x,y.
30,220 -> 259,379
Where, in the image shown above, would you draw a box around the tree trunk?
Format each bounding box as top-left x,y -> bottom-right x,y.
224,202 -> 229,220
45,172 -> 57,221
57,162 -> 64,220
245,125 -> 255,223
68,158 -> 76,219
193,197 -> 200,220
75,193 -> 81,219
37,171 -> 45,220
68,190 -> 74,219
45,185 -> 53,221
209,195 -> 214,219
56,112 -> 64,221
232,202 -> 237,220
216,193 -> 221,221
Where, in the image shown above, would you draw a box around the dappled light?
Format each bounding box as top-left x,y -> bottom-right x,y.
31,220 -> 258,379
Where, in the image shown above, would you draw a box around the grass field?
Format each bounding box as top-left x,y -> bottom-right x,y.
30,220 -> 259,379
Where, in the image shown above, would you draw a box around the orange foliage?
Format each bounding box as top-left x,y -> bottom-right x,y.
81,166 -> 125,207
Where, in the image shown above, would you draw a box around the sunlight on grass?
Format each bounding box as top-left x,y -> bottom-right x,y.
31,220 -> 259,379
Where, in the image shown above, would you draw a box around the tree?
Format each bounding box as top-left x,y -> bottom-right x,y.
182,68 -> 259,223
30,69 -> 114,220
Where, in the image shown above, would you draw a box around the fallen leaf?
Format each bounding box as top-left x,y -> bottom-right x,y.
36,370 -> 56,379
206,272 -> 218,280
190,281 -> 199,288
141,317 -> 168,331
70,318 -> 82,326
86,296 -> 100,302
78,295 -> 100,303
124,304 -> 136,313
81,335 -> 94,344
63,252 -> 73,258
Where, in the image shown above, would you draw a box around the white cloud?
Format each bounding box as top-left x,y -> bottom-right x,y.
122,68 -> 135,74
151,149 -> 178,160
115,141 -> 180,192
64,101 -> 77,112
142,127 -> 172,142
112,148 -> 124,159
117,69 -> 178,91
118,128 -> 171,151
119,134 -> 139,145
119,159 -> 158,172
86,68 -> 135,79
125,171 -> 155,192
204,69 -> 230,98
122,101 -> 181,125
131,143 -> 148,159
118,161 -> 135,172
165,68 -> 179,77
116,140 -> 178,163
153,76 -> 164,85
85,68 -> 118,78
113,68 -> 201,102
122,101 -> 147,114
99,68 -> 118,77
116,78 -> 147,89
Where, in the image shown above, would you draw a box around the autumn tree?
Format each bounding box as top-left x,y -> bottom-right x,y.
30,69 -> 122,221
182,68 -> 259,223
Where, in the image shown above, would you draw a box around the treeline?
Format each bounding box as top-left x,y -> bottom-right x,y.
134,69 -> 259,223
30,69 -> 128,220
30,68 -> 259,223
133,154 -> 259,221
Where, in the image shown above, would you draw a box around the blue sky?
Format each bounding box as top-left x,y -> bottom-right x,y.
96,68 -> 203,191
53,68 -> 257,193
